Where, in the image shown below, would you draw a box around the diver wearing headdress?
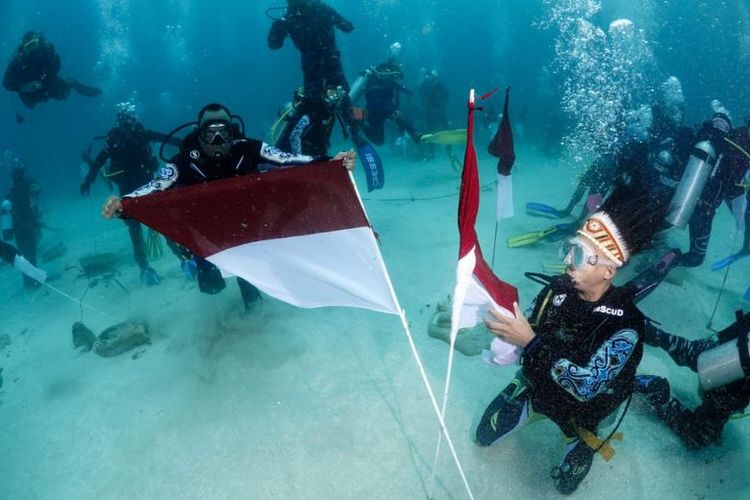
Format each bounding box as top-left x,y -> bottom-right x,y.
476,183 -> 667,495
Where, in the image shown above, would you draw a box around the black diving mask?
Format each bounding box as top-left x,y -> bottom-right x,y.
200,121 -> 233,145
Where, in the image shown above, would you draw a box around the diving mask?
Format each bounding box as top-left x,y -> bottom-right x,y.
200,121 -> 233,145
559,237 -> 617,270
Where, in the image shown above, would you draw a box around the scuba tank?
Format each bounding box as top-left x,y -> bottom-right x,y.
1,200 -> 13,241
666,140 -> 717,228
698,333 -> 750,391
348,69 -> 372,104
697,310 -> 750,391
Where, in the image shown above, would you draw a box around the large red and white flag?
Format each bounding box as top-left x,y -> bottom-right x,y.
121,161 -> 399,315
452,90 -> 519,364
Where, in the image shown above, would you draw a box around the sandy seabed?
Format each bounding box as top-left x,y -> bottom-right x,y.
1,141 -> 748,499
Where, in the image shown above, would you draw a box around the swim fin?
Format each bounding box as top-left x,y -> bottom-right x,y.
711,251 -> 750,272
622,248 -> 681,303
69,79 -> 102,97
506,223 -> 574,248
542,263 -> 568,274
526,202 -> 567,219
419,129 -> 467,145
354,136 -> 384,191
744,285 -> 750,301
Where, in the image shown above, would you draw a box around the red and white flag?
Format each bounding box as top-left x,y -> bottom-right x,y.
452,90 -> 519,365
121,161 -> 399,315
488,87 -> 516,220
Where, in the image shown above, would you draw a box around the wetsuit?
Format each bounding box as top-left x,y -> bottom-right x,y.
476,274 -> 644,494
274,90 -> 339,156
82,123 -> 178,273
268,1 -> 355,131
361,62 -> 419,146
682,121 -> 749,267
419,74 -> 450,159
420,75 -> 449,128
3,33 -> 99,108
636,315 -> 750,448
124,133 -> 325,309
617,124 -> 695,228
6,172 -> 41,288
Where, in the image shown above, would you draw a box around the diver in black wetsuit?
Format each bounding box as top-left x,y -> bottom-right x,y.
3,31 -> 101,108
80,103 -> 180,285
476,184 -> 668,495
678,112 -> 750,267
6,164 -> 42,288
635,311 -> 750,448
419,69 -> 449,159
357,59 -> 420,147
272,85 -> 344,156
267,0 -> 356,136
555,77 -> 694,222
100,103 -> 357,311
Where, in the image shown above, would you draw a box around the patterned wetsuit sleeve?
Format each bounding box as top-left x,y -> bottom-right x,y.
123,163 -> 179,198
256,142 -> 317,172
551,328 -> 638,402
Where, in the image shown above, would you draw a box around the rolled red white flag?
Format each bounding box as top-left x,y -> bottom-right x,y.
488,87 -> 516,221
121,161 -> 399,315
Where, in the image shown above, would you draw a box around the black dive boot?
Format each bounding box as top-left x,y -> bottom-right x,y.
550,438 -> 595,495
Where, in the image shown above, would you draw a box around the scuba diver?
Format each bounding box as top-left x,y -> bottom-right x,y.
635,310 -> 750,448
3,31 -> 101,109
270,85 -> 345,156
668,104 -> 750,267
267,0 -> 357,136
476,183 -> 668,495
418,69 -> 450,160
100,103 -> 357,312
5,162 -> 42,288
80,102 -> 181,286
350,58 -> 421,147
526,76 -> 694,237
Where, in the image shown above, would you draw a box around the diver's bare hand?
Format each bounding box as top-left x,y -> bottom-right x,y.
484,302 -> 535,347
333,149 -> 357,171
102,195 -> 123,219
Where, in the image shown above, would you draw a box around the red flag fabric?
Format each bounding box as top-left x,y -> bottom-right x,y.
450,90 -> 519,364
121,161 -> 399,314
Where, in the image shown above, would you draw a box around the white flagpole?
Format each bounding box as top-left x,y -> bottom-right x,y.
428,89 -> 476,499
348,170 -> 475,500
